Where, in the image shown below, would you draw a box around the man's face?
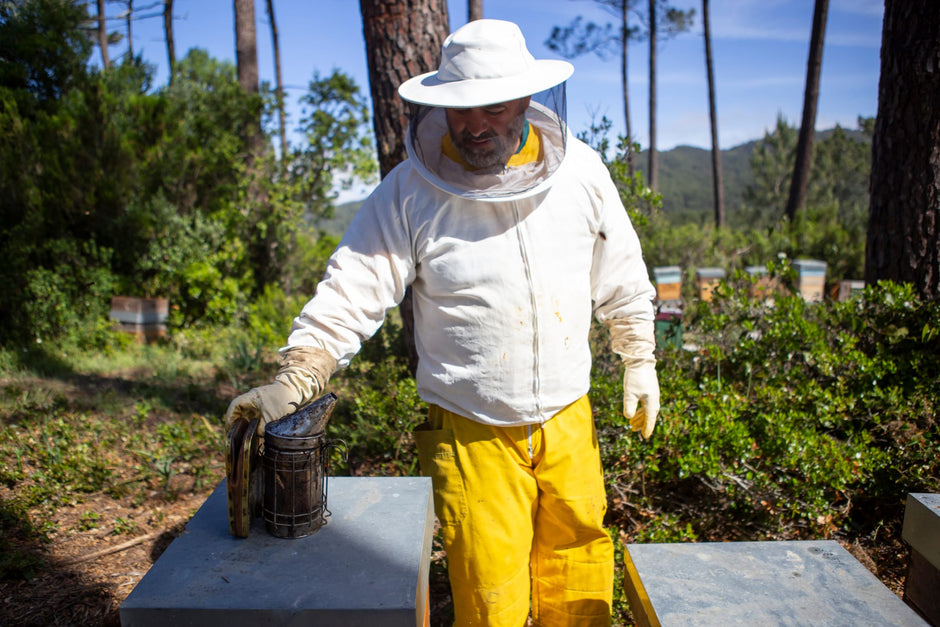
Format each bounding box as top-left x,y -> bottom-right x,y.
445,97 -> 531,169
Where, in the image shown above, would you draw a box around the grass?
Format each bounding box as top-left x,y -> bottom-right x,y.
0,335 -> 233,580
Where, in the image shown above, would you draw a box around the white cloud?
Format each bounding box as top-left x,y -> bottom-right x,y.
826,30 -> 882,48
709,1 -> 882,47
831,0 -> 884,18
721,74 -> 805,89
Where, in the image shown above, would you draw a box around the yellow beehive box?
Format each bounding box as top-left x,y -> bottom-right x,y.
652,266 -> 682,303
745,265 -> 777,299
695,267 -> 726,302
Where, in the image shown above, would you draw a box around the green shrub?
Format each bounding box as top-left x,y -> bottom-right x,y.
327,312 -> 426,476
595,275 -> 940,545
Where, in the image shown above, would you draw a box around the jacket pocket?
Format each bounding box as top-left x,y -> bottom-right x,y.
413,423 -> 467,527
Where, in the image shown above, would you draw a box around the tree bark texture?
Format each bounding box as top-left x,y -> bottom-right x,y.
621,0 -> 635,176
360,0 -> 450,375
233,0 -> 264,155
234,0 -> 259,94
359,0 -> 450,178
233,0 -> 271,289
468,0 -> 482,22
266,0 -> 288,159
97,0 -> 110,68
785,0 -> 828,222
865,0 -> 940,299
647,0 -> 658,190
163,0 -> 175,84
125,0 -> 134,59
703,0 -> 724,227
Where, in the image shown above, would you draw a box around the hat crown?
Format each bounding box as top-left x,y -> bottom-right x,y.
397,19 -> 572,108
437,19 -> 536,83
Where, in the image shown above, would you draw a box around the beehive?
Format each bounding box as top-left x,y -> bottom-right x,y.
652,266 -> 682,303
793,259 -> 827,303
695,267 -> 726,302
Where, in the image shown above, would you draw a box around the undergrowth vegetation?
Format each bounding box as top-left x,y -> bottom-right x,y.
603,273 -> 939,532
0,342 -> 225,581
2,265 -> 936,626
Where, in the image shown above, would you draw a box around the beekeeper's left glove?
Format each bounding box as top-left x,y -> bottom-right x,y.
224,345 -> 336,435
608,318 -> 660,439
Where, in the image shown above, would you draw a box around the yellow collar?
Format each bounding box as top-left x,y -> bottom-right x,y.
442,123 -> 542,171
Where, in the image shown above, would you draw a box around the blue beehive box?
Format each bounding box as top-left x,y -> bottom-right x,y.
793,259 -> 827,302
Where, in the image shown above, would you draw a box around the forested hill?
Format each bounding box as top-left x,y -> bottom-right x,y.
636,126 -> 869,220
636,141 -> 757,221
322,143 -> 757,236
321,127 -> 867,236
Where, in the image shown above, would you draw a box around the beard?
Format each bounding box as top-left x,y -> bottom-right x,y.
448,112 -> 527,170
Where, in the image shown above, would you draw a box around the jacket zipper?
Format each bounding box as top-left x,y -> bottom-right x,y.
511,201 -> 542,419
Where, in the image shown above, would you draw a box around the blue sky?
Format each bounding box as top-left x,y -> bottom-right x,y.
120,0 -> 884,195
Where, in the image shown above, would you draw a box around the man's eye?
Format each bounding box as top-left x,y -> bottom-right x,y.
484,107 -> 506,115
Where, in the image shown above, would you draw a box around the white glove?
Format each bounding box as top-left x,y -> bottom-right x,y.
224,346 -> 336,435
608,318 -> 661,439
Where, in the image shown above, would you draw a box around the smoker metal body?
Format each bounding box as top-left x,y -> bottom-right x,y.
225,393 -> 340,539
261,430 -> 332,538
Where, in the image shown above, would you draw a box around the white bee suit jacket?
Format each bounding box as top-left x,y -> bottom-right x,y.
286,111 -> 655,427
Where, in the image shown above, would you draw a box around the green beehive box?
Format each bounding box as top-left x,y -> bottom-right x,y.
655,306 -> 683,349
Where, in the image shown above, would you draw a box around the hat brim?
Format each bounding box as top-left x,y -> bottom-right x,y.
398,59 -> 573,108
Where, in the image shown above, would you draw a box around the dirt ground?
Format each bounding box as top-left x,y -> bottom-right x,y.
0,479 -> 212,626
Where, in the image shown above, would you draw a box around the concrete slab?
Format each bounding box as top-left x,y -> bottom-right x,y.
902,493 -> 940,570
624,540 -> 928,627
120,476 -> 434,627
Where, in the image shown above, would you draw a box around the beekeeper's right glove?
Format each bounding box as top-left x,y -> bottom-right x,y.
607,317 -> 661,439
224,345 -> 336,435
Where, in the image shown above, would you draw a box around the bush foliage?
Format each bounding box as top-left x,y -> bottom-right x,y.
0,2 -> 374,344
599,275 -> 938,539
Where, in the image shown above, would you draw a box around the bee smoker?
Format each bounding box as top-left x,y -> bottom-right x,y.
226,392 -> 341,539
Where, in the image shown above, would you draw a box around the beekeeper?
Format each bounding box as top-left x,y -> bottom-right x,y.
226,18 -> 659,627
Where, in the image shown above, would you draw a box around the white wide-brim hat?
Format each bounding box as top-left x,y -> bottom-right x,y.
398,19 -> 574,108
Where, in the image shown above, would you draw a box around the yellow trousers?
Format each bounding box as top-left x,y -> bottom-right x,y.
414,396 -> 613,627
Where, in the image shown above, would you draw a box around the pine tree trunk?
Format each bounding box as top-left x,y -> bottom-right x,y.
233,0 -> 263,155
785,0 -> 828,222
703,0 -> 724,227
97,0 -> 110,68
621,0 -> 635,175
163,0 -> 175,84
468,0 -> 482,22
125,0 -> 133,59
266,0 -> 288,160
360,0 -> 449,178
234,0 -> 258,94
234,0 -> 271,289
360,0 -> 450,375
865,0 -> 940,299
647,0 -> 658,191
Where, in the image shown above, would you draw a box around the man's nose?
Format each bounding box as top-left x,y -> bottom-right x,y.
465,109 -> 489,136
